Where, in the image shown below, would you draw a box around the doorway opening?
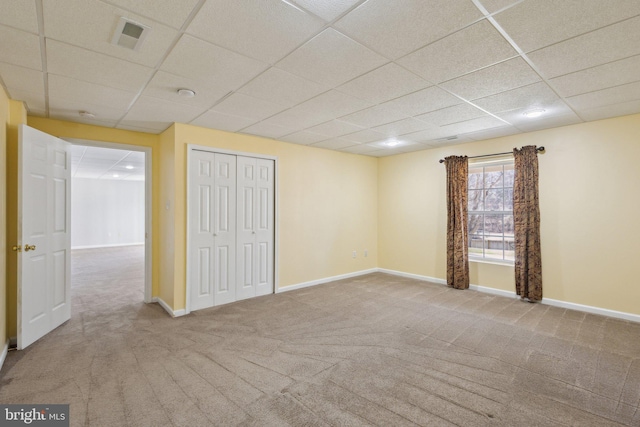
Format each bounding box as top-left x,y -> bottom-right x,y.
67,140 -> 152,314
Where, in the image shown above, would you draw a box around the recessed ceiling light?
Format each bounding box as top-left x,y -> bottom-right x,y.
112,174 -> 119,178
523,109 -> 546,118
385,138 -> 400,147
177,88 -> 196,98
79,111 -> 95,118
125,165 -> 134,170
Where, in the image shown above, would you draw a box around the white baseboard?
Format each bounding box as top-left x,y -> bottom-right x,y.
276,268 -> 379,293
153,297 -> 187,318
71,242 -> 144,250
0,340 -> 9,373
378,269 -> 640,323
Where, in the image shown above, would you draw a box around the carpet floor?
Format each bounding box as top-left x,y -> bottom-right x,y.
1,246 -> 639,426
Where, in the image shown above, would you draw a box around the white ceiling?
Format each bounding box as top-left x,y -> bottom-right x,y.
71,145 -> 145,181
1,0 -> 639,157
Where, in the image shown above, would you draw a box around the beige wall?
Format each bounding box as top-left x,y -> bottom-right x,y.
0,86 -> 8,346
378,113 -> 640,316
171,123 -> 379,310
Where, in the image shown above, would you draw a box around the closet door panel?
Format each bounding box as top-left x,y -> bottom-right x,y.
255,159 -> 274,296
213,154 -> 236,306
236,156 -> 257,301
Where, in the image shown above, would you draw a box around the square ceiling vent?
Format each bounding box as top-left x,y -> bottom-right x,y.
111,17 -> 150,51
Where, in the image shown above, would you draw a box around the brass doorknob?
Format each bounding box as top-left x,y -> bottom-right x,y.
24,244 -> 36,252
12,245 -> 21,252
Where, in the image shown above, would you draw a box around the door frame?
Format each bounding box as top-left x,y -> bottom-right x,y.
64,138 -> 153,303
185,144 -> 278,315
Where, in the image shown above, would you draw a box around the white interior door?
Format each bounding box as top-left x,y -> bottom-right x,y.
188,150 -> 236,310
236,156 -> 274,301
18,125 -> 71,350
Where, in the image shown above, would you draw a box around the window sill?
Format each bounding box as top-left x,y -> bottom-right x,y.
469,258 -> 514,267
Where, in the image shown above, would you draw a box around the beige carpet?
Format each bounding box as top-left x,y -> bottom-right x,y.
1,246 -> 639,426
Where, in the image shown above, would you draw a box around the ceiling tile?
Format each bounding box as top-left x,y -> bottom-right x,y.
237,68 -> 328,108
0,0 -> 38,33
43,0 -> 179,68
117,122 -> 168,133
211,93 -> 287,121
473,81 -> 562,114
398,20 -> 517,83
292,0 -> 362,22
438,116 -> 507,136
142,70 -> 230,107
49,97 -> 128,121
49,74 -> 137,110
339,144 -> 384,155
161,35 -> 267,90
47,40 -> 154,92
189,110 -> 257,132
577,99 -> 640,122
415,103 -> 488,127
392,86 -> 461,116
0,25 -> 42,70
465,125 -> 520,141
102,0 -> 201,29
476,0 -> 521,14
122,95 -> 208,124
514,112 -> 583,133
565,81 -> 640,111
0,62 -> 44,93
494,0 -> 640,53
334,0 -> 483,59
275,28 -> 388,87
423,136 -> 474,147
527,16 -> 640,79
240,121 -> 297,139
8,89 -> 46,113
267,90 -> 371,129
336,63 -> 430,104
279,130 -> 327,145
342,129 -> 386,143
497,100 -> 576,128
549,55 -> 640,98
402,127 -> 458,143
311,137 -> 358,150
339,100 -> 410,127
306,119 -> 364,138
440,57 -> 541,100
187,0 -> 324,64
372,118 -> 434,137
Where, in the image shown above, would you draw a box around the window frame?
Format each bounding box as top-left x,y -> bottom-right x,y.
467,157 -> 515,265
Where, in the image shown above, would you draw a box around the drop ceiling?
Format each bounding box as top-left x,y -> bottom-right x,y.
71,145 -> 145,181
1,0 -> 639,157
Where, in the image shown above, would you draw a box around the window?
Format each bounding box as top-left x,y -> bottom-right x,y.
468,160 -> 514,262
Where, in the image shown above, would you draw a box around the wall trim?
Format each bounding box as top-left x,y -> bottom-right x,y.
71,242 -> 145,250
0,340 -> 9,373
378,269 -> 640,323
276,268 -> 379,293
153,297 -> 186,318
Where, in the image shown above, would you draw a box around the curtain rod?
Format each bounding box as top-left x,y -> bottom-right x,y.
438,146 -> 545,163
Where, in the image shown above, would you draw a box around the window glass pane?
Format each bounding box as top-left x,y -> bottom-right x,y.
504,188 -> 513,211
504,214 -> 515,260
469,214 -> 484,257
484,214 -> 503,235
484,165 -> 503,188
469,167 -> 483,190
484,239 -> 503,259
468,189 -> 483,211
484,189 -> 503,211
504,164 -> 514,187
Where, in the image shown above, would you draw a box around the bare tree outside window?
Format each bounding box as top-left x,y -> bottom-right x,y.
468,162 -> 514,261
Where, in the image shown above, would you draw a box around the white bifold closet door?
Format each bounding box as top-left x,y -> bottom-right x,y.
189,151 -> 237,311
189,150 -> 274,311
236,156 -> 275,301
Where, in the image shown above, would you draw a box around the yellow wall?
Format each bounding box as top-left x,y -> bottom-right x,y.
0,86 -> 8,346
171,123 -> 379,310
378,113 -> 640,316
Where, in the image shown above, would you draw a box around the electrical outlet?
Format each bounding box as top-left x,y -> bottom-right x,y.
352,250 -> 356,258
364,250 -> 368,257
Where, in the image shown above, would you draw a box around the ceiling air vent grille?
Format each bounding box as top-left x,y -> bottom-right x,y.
111,17 -> 150,51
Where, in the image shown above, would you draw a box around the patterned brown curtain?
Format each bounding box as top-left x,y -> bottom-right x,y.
444,156 -> 469,290
513,146 -> 542,301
